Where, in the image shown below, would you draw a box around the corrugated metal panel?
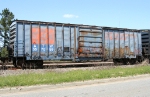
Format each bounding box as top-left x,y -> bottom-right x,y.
109,31 -> 114,58
129,32 -> 135,57
16,23 -> 24,56
64,26 -> 71,58
138,32 -> 142,56
48,25 -> 55,58
119,32 -> 124,58
32,24 -> 39,58
78,27 -> 103,59
134,32 -> 138,55
40,25 -> 47,59
24,24 -> 31,57
124,31 -> 129,57
104,30 -> 110,59
114,31 -> 119,58
56,26 -> 62,57
71,27 -> 75,58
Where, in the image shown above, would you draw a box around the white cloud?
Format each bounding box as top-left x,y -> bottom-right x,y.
63,14 -> 79,18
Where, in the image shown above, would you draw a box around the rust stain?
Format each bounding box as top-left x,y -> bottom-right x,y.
40,53 -> 46,56
78,48 -> 83,55
119,47 -> 124,57
79,42 -> 84,47
79,37 -> 84,41
80,32 -> 88,36
92,32 -> 100,36
130,52 -> 134,55
125,46 -> 130,55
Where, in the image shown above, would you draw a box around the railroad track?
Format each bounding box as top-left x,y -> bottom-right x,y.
0,62 -> 114,70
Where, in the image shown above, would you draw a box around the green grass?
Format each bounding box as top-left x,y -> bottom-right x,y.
0,65 -> 150,88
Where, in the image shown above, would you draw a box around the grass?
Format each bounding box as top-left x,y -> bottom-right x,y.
0,65 -> 150,88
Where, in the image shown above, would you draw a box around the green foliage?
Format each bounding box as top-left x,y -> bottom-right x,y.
0,47 -> 8,57
0,8 -> 15,47
0,65 -> 150,88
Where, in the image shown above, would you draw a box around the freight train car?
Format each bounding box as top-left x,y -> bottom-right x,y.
9,20 -> 143,68
103,27 -> 143,64
10,20 -> 104,68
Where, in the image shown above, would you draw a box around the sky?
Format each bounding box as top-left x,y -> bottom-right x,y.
0,0 -> 150,29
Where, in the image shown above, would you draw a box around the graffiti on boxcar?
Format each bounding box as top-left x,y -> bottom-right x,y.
57,47 -> 62,57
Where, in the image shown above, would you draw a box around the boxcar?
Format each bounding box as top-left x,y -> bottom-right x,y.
10,20 -> 103,67
103,27 -> 142,64
9,20 -> 143,67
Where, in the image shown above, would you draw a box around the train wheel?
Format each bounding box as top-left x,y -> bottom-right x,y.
13,61 -> 17,68
37,60 -> 43,68
16,59 -> 23,68
113,59 -> 117,65
130,59 -> 136,65
123,59 -> 128,65
13,58 -> 17,67
21,63 -> 26,70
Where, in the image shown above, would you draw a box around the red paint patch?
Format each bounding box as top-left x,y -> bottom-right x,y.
32,27 -> 55,45
49,29 -> 55,44
32,27 -> 39,44
41,28 -> 47,44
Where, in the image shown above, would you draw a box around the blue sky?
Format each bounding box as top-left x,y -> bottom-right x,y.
0,0 -> 150,29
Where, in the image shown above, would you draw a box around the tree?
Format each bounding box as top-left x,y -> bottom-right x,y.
0,47 -> 8,64
0,47 -> 8,57
0,8 -> 15,47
